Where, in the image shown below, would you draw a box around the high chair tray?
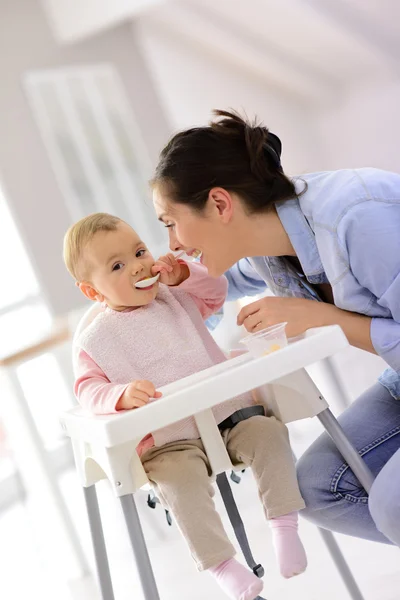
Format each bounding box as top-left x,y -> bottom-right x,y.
61,325 -> 348,447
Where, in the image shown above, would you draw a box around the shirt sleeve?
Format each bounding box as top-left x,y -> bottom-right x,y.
177,261 -> 228,320
225,258 -> 268,301
339,201 -> 400,372
74,349 -> 129,414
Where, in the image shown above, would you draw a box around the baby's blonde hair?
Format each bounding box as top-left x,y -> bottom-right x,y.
63,212 -> 122,281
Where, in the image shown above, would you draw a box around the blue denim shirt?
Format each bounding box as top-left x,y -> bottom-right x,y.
226,168 -> 400,400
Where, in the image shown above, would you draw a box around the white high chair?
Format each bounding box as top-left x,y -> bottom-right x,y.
61,304 -> 374,600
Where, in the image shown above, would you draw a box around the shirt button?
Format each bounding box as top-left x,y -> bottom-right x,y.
277,278 -> 283,284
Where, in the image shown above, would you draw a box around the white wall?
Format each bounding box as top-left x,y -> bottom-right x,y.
315,77 -> 400,172
41,0 -> 166,43
0,0 -> 171,316
136,21 -> 326,176
136,17 -> 400,177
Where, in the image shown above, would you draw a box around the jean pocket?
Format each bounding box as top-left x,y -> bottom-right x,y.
331,425 -> 400,503
379,369 -> 400,400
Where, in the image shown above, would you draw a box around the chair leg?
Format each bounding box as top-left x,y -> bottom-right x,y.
294,411 -> 368,600
83,485 -> 115,600
315,406 -> 374,600
318,528 -> 365,600
315,357 -> 353,412
119,494 -> 160,600
317,408 -> 375,493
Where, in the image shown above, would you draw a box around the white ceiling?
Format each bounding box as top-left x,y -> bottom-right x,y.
188,0 -> 384,77
138,0 -> 399,104
301,0 -> 400,65
42,0 -> 400,104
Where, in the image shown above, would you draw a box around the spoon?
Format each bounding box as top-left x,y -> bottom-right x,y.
135,274 -> 160,289
135,249 -> 201,288
172,249 -> 202,261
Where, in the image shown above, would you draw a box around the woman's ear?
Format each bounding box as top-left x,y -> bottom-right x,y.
77,281 -> 104,303
208,187 -> 234,223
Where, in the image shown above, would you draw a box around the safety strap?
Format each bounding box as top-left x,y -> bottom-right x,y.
218,405 -> 265,432
216,472 -> 267,600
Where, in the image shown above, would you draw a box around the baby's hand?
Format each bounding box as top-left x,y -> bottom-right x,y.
152,253 -> 190,286
117,380 -> 162,410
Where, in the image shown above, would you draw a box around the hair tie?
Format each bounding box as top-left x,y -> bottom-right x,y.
263,132 -> 283,171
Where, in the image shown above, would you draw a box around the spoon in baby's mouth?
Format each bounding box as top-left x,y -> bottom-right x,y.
135,274 -> 160,289
135,249 -> 202,288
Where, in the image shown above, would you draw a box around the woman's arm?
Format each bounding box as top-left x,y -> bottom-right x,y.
317,304 -> 375,354
237,294 -> 375,353
340,200 -> 400,371
225,258 -> 267,301
234,200 -> 400,367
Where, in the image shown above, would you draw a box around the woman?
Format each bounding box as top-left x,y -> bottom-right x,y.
151,110 -> 400,546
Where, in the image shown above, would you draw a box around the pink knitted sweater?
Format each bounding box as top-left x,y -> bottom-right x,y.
75,264 -> 253,450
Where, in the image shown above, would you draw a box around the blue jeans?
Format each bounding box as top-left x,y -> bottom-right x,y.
296,383 -> 400,545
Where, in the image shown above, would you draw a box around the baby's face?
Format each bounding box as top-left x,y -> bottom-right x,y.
84,222 -> 158,310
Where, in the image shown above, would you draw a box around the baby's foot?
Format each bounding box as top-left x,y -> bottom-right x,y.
209,558 -> 264,600
269,512 -> 307,578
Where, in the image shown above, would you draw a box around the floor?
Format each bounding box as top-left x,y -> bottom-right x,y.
1,464 -> 399,600
0,343 -> 399,600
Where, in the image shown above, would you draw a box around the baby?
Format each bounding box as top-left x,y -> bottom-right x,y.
64,213 -> 307,600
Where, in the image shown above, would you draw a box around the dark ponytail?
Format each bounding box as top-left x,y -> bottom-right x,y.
151,109 -> 297,214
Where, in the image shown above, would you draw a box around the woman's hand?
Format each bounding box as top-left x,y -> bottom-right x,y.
152,253 -> 190,286
238,296 -> 376,353
117,380 -> 162,410
237,296 -> 335,337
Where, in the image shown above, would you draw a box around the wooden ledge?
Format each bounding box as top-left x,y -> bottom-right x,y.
0,322 -> 71,368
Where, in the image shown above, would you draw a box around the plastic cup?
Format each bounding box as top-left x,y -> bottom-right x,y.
240,322 -> 288,358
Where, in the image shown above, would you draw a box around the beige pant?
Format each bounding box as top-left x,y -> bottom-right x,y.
141,415 -> 305,571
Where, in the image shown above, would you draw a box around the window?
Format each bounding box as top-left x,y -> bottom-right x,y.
0,189 -> 53,493
24,65 -> 160,251
0,192 -> 51,357
0,190 -> 72,507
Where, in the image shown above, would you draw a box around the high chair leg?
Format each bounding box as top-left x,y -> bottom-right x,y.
83,485 -> 115,600
317,408 -> 375,492
120,494 -> 160,600
318,528 -> 365,600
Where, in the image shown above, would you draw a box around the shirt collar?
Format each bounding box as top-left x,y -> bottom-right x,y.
275,181 -> 327,284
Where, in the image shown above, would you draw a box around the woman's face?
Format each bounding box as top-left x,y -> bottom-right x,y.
153,186 -> 242,277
